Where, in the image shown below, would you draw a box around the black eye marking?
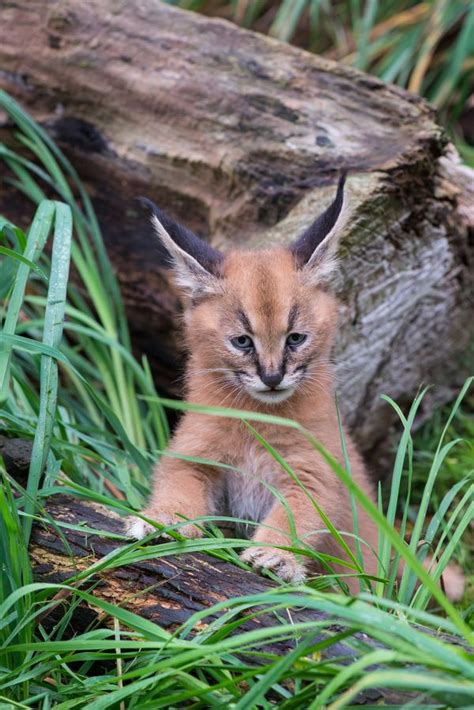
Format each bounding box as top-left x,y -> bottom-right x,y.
286,333 -> 307,348
231,335 -> 254,351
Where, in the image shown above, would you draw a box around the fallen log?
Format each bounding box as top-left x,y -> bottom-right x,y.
28,491 -> 467,706
0,1 -> 473,469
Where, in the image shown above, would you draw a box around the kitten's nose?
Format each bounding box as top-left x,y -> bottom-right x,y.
260,371 -> 283,389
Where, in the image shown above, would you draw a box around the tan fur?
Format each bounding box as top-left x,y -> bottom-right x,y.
126,236 -> 464,600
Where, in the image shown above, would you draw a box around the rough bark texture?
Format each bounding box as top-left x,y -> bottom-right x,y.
0,0 -> 473,466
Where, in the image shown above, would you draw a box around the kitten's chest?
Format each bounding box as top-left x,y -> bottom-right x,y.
225,445 -> 277,530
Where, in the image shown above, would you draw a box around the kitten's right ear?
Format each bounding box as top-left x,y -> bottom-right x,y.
138,198 -> 223,297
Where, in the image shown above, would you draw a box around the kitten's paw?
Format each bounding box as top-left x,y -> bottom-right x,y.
124,510 -> 203,540
240,546 -> 306,584
172,521 -> 204,539
124,515 -> 155,539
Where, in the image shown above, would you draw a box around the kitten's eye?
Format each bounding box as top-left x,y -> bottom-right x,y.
286,332 -> 307,347
231,335 -> 254,351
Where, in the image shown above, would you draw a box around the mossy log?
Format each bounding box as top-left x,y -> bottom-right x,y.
0,0 -> 473,468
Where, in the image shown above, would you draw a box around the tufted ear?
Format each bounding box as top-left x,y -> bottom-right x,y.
290,173 -> 348,282
138,198 -> 223,297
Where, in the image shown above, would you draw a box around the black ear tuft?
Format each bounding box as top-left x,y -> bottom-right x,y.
137,197 -> 223,273
290,172 -> 346,266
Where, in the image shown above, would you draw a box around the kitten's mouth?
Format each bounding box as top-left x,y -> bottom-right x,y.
248,387 -> 295,405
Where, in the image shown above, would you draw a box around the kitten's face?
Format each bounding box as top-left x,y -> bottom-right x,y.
186,248 -> 338,405
145,173 -> 346,406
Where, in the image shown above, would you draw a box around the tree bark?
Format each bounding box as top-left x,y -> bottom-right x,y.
0,0 -> 472,466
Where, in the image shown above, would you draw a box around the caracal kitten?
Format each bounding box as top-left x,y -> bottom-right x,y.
126,175 -> 464,600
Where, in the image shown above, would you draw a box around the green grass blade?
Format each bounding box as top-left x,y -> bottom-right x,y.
378,389 -> 426,596
0,201 -> 55,400
0,245 -> 48,282
23,202 -> 72,542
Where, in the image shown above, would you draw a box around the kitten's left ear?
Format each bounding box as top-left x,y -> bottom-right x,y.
138,198 -> 223,298
290,172 -> 348,282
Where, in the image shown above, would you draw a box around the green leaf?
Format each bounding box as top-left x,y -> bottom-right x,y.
0,245 -> 48,281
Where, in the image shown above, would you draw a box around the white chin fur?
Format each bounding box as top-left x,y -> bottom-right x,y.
248,387 -> 295,404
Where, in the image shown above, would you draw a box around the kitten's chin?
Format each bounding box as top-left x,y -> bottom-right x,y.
248,387 -> 295,405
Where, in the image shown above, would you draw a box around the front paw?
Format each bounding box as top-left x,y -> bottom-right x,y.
124,509 -> 203,540
240,546 -> 306,584
125,515 -> 156,539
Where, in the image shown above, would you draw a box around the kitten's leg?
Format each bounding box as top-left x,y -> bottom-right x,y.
240,492 -> 316,584
240,490 -> 368,591
126,460 -> 216,540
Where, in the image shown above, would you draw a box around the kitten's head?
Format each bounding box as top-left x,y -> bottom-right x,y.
142,175 -> 347,406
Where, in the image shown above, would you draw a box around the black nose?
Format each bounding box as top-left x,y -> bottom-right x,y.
260,371 -> 283,389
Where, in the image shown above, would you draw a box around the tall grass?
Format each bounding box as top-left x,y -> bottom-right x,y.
0,90 -> 168,506
0,93 -> 473,706
0,467 -> 33,703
